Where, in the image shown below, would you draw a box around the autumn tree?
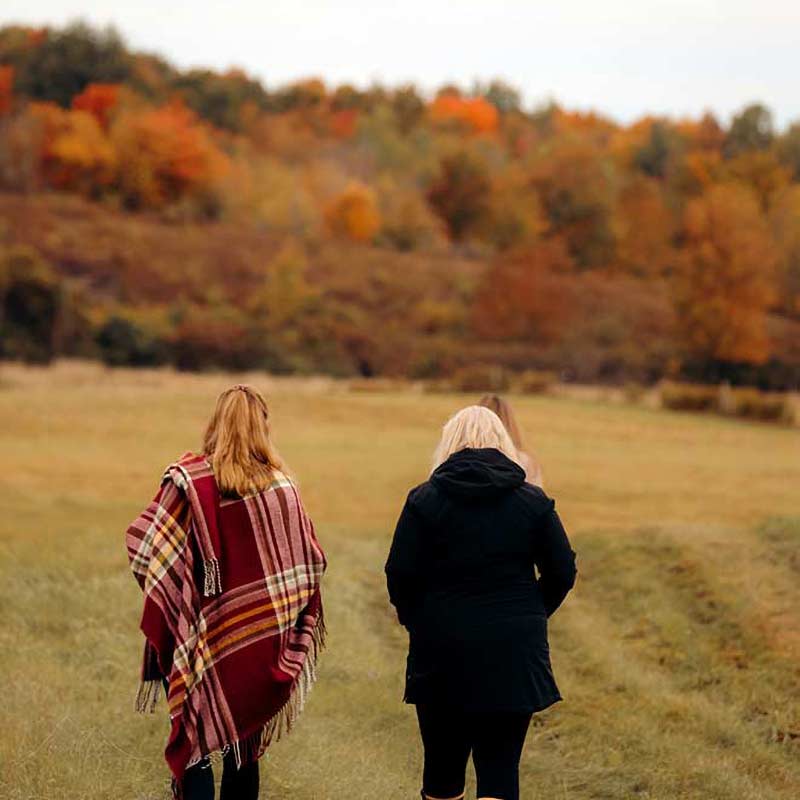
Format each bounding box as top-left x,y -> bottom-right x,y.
776,122 -> 800,181
476,79 -> 521,114
111,100 -> 229,211
615,176 -> 675,276
29,101 -> 116,193
72,82 -> 120,128
325,182 -> 381,242
482,171 -> 546,251
769,186 -> 800,316
426,150 -> 491,241
724,150 -> 790,210
529,137 -> 618,268
390,85 -> 425,134
472,237 -> 574,343
674,183 -> 778,366
0,64 -> 13,115
171,68 -> 270,131
633,121 -> 682,179
429,92 -> 499,134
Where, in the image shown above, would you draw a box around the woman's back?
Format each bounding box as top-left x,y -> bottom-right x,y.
386,446 -> 576,713
409,449 -> 548,598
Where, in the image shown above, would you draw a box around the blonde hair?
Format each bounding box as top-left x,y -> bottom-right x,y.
478,394 -> 525,451
431,405 -> 521,473
202,384 -> 284,497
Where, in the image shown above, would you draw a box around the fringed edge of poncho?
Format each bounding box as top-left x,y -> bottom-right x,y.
222,610 -> 327,769
145,609 -> 326,799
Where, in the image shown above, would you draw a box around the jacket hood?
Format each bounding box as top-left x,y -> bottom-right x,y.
431,447 -> 525,498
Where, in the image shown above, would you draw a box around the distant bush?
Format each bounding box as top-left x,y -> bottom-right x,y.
348,377 -> 414,393
0,246 -> 61,363
721,386 -> 795,423
449,364 -> 510,393
623,382 -> 647,404
95,316 -> 168,367
662,381 -> 795,424
660,382 -> 719,412
514,369 -> 556,395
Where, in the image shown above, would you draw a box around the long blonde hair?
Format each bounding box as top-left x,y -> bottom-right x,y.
478,394 -> 525,451
431,405 -> 521,473
478,393 -> 544,488
202,384 -> 284,497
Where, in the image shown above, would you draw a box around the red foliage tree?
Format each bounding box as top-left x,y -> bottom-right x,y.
72,82 -> 120,129
111,100 -> 229,209
472,237 -> 575,343
0,65 -> 14,116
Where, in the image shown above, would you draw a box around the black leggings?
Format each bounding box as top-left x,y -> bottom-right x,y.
181,750 -> 259,800
416,704 -> 531,800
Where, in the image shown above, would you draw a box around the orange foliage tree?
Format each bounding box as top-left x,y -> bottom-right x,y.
111,100 -> 229,210
325,182 -> 381,242
429,92 -> 498,134
28,101 -> 116,193
674,183 -> 778,364
615,176 -> 676,276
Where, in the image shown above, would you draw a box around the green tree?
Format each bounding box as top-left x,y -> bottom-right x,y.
12,22 -> 131,107
725,103 -> 774,157
170,68 -> 270,131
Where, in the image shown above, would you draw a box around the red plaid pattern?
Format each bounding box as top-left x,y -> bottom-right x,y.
126,453 -> 326,791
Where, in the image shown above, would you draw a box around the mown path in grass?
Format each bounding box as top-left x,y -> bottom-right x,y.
0,363 -> 798,799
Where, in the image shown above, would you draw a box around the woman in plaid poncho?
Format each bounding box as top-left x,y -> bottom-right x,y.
126,385 -> 326,799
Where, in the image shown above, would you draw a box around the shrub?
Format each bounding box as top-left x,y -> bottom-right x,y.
515,369 -> 556,395
623,382 -> 647,404
0,246 -> 61,363
724,387 -> 794,423
450,364 -> 510,393
95,315 -> 168,367
660,382 -> 719,411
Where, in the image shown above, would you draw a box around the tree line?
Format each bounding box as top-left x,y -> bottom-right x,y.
1,21 -> 799,387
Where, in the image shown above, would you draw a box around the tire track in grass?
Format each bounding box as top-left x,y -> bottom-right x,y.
542,524 -> 800,799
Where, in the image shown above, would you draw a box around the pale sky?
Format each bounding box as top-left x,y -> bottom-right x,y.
3,1 -> 799,127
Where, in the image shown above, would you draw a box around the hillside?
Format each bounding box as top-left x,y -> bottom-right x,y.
1,21 -> 800,387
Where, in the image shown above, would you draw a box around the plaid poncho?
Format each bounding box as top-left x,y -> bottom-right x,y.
126,453 -> 326,790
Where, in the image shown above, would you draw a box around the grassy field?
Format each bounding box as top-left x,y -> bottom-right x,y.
1,362 -> 799,800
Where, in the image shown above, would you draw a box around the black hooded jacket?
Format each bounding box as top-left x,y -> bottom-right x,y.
385,447 -> 577,712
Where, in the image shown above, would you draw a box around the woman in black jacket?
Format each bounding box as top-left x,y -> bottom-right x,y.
386,405 -> 577,800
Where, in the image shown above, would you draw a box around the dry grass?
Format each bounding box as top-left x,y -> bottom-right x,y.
1,361 -> 799,799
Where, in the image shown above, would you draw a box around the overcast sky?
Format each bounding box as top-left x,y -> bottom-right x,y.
3,1 -> 799,128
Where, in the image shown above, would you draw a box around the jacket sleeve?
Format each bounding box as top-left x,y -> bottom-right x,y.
385,495 -> 426,629
533,503 -> 577,617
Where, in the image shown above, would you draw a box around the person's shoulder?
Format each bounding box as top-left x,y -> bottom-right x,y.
160,451 -> 205,487
515,481 -> 556,517
405,478 -> 441,513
